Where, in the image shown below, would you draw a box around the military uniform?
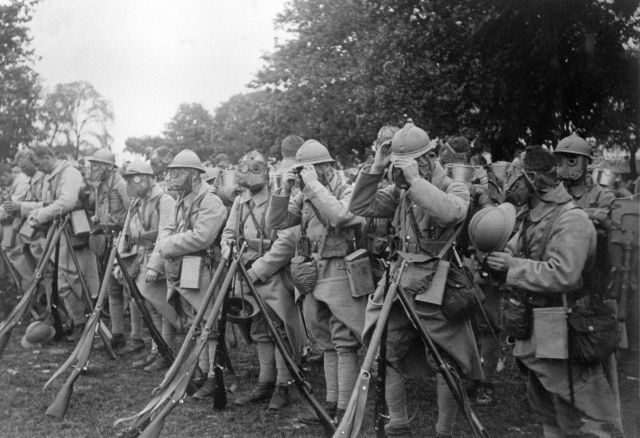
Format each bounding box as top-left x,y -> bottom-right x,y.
505,184 -> 622,437
29,160 -> 100,329
0,171 -> 29,249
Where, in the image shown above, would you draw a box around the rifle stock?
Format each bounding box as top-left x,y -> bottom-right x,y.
213,289 -> 231,410
237,261 -> 336,436
45,367 -> 79,418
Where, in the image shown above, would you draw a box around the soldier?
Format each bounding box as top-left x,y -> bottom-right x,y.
350,122 -> 483,438
5,149 -> 48,288
149,146 -> 174,184
220,150 -> 303,411
86,149 -> 134,352
272,135 -> 304,191
27,146 -> 100,342
555,134 -> 615,211
152,149 -> 227,397
267,139 -> 366,424
113,161 -> 179,371
486,148 -> 622,437
0,162 -> 29,249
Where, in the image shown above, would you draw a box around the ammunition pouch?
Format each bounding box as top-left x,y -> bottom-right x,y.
345,249 -> 375,298
568,298 -> 619,364
290,255 -> 318,296
501,291 -> 532,340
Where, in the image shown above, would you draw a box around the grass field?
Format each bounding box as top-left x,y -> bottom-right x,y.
1,292 -> 639,437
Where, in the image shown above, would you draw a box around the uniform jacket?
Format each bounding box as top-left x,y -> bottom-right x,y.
350,162 -> 468,253
567,178 -> 615,211
0,172 -> 29,220
19,171 -> 46,218
93,170 -> 131,227
155,181 -> 226,261
31,160 -> 84,225
507,184 -> 620,428
267,172 -> 362,259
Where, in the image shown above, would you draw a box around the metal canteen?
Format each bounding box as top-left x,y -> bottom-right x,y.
218,169 -> 238,189
445,163 -> 474,184
592,168 -> 617,188
491,161 -> 511,182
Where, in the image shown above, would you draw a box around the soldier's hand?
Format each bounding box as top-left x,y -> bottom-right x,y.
247,269 -> 260,284
113,265 -> 123,282
300,165 -> 318,185
394,157 -> 420,185
372,140 -> 392,174
2,201 -> 20,214
146,269 -> 159,283
283,169 -> 297,194
220,240 -> 231,260
27,212 -> 40,227
486,251 -> 514,272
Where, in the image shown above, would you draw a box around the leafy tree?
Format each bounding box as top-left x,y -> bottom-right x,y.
38,81 -> 114,159
0,0 -> 40,161
162,103 -> 215,158
124,135 -> 168,158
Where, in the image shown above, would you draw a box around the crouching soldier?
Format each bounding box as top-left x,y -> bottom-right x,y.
267,140 -> 366,424
114,160 -> 180,371
154,150 -> 227,397
350,122 -> 483,438
486,147 -> 622,437
221,151 -> 304,411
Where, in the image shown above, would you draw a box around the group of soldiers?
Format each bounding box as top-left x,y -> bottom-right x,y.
0,122 -> 636,438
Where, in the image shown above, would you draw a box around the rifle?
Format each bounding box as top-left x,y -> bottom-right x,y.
44,207 -> 133,418
114,248 -> 240,438
62,227 -> 116,360
49,235 -> 65,341
116,251 -> 176,369
396,285 -> 490,438
0,217 -> 63,358
237,259 -> 336,436
213,272 -> 232,410
0,244 -> 39,321
119,249 -> 241,438
373,260 -> 391,438
335,262 -> 406,438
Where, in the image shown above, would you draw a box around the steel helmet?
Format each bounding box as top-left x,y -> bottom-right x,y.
88,148 -> 117,167
226,295 -> 261,342
167,149 -> 205,173
376,125 -> 400,143
124,160 -> 154,177
293,140 -> 334,168
555,134 -> 591,158
21,321 -> 56,349
390,122 -> 433,159
468,202 -> 516,253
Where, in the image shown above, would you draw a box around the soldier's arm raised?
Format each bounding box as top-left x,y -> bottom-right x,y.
266,190 -> 302,230
220,196 -> 240,243
349,165 -> 398,218
406,176 -> 469,226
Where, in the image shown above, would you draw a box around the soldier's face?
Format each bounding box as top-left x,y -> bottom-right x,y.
169,168 -> 194,193
17,157 -> 37,177
555,153 -> 587,183
36,155 -> 56,174
90,162 -> 111,182
125,175 -> 151,198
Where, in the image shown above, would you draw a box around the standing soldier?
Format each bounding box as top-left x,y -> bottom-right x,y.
272,135 -> 304,191
267,140 -> 366,424
555,134 -> 615,211
113,161 -> 179,371
0,162 -> 29,249
221,151 -> 303,411
350,122 -> 483,438
27,146 -> 100,342
486,148 -> 622,437
153,149 -> 227,397
87,149 -> 134,352
5,149 -> 47,288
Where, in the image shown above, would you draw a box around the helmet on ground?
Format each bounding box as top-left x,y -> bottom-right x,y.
167,149 -> 205,173
88,148 -> 117,167
390,122 -> 433,160
21,321 -> 56,349
124,160 -> 154,177
468,203 -> 516,253
293,140 -> 334,168
226,295 -> 261,341
555,134 -> 591,158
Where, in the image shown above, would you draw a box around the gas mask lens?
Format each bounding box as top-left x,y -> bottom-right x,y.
238,161 -> 266,174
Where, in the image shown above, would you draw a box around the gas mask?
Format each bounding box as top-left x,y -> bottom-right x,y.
315,164 -> 334,186
504,166 -> 556,206
89,162 -> 111,183
390,154 -> 434,190
125,175 -> 152,199
237,152 -> 269,194
169,168 -> 195,194
555,154 -> 587,185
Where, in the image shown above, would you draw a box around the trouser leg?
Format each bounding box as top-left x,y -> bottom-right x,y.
323,350 -> 338,404
435,373 -> 458,436
108,279 -> 124,335
336,349 -> 359,410
60,287 -> 85,325
257,341 -> 277,383
386,366 -> 409,428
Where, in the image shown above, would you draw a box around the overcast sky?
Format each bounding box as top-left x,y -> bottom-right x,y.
30,0 -> 287,157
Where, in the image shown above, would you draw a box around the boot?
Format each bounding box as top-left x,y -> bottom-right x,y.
65,323 -> 85,343
191,377 -> 216,399
267,385 -> 291,410
143,356 -> 169,372
111,333 -> 126,350
118,338 -> 145,355
298,401 -> 337,425
132,352 -> 158,369
385,424 -> 414,438
234,381 -> 275,406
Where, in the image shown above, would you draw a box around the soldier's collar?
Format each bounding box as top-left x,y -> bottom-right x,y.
240,187 -> 269,206
528,185 -> 572,222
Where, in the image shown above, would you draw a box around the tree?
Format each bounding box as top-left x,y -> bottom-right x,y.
162,103 -> 215,158
38,81 -> 114,159
124,135 -> 168,158
0,0 -> 41,161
